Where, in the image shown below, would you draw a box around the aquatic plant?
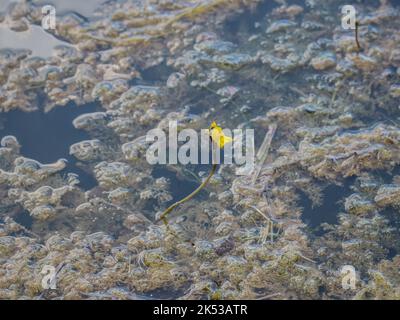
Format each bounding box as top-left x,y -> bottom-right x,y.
355,21 -> 362,52
1,0 -> 400,300
156,121 -> 232,224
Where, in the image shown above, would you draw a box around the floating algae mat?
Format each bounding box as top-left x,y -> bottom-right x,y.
0,0 -> 400,301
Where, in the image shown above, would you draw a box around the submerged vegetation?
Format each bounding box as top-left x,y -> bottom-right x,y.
0,0 -> 400,300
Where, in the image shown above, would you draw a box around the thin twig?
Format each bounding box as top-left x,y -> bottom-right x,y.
256,292 -> 282,300
298,253 -> 316,264
355,21 -> 361,52
251,124 -> 277,185
247,204 -> 272,222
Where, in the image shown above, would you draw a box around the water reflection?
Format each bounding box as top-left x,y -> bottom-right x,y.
32,0 -> 107,17
0,24 -> 71,57
0,0 -> 17,12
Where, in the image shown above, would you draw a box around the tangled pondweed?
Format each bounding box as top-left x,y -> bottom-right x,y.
0,0 -> 400,301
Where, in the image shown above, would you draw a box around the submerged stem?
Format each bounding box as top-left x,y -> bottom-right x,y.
355,21 -> 361,52
156,163 -> 217,223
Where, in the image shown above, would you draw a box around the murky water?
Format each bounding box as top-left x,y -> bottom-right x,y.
0,25 -> 70,57
0,101 -> 99,190
0,0 -> 400,300
32,0 -> 107,17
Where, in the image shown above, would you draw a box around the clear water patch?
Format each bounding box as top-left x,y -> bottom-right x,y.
0,101 -> 100,190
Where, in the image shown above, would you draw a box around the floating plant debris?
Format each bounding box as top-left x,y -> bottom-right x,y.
355,21 -> 362,52
0,0 -> 400,301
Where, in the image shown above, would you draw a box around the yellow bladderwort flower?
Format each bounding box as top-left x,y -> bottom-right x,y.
156,121 -> 230,225
209,121 -> 233,148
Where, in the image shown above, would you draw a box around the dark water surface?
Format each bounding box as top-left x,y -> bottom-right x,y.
300,178 -> 355,232
0,102 -> 100,190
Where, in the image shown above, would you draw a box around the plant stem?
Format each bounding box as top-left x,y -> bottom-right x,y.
355,21 -> 361,52
156,163 -> 217,223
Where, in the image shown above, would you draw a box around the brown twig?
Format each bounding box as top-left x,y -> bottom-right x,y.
355,21 -> 361,52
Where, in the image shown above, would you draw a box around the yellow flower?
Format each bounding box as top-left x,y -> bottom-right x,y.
209,121 -> 233,148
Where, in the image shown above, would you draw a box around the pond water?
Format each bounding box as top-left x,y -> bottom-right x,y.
1,0 -> 400,300
0,102 -> 99,190
0,24 -> 71,57
32,0 -> 107,17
